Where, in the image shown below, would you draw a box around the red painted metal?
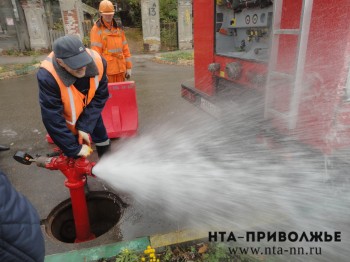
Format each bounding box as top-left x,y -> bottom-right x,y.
102,81 -> 138,138
272,0 -> 350,153
46,134 -> 54,144
214,56 -> 267,88
186,0 -> 350,155
193,0 -> 215,96
41,155 -> 96,243
192,0 -> 271,94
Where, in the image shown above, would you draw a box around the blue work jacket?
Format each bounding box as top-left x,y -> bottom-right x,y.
0,170 -> 45,262
37,57 -> 108,157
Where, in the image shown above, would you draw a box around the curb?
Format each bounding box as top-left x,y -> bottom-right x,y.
44,229 -> 207,262
0,63 -> 40,80
45,237 -> 150,262
150,228 -> 207,248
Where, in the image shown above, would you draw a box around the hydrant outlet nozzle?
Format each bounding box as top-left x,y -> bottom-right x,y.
35,156 -> 53,168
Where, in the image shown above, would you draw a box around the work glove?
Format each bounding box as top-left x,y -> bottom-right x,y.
78,130 -> 91,147
125,69 -> 132,79
77,144 -> 93,158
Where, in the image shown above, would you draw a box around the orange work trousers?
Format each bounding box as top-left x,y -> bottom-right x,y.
107,73 -> 125,83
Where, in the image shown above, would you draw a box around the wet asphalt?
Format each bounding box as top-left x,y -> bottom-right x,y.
0,54 -> 204,255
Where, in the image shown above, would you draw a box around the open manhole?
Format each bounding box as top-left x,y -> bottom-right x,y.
44,191 -> 126,243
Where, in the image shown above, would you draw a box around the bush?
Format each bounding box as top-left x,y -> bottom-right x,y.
83,36 -> 91,48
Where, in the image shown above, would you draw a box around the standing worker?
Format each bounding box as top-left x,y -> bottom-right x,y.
90,0 -> 132,83
37,35 -> 111,158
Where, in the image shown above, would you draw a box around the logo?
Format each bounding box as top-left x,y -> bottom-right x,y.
79,47 -> 84,52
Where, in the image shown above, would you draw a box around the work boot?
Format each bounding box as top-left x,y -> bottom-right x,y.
0,145 -> 10,151
96,144 -> 111,158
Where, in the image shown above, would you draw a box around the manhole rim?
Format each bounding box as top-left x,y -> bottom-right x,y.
44,191 -> 126,243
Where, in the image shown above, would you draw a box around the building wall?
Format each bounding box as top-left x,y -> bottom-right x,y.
0,0 -> 20,51
0,0 -> 85,51
21,0 -> 50,50
59,0 -> 84,38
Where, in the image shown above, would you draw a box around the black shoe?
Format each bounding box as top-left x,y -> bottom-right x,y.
96,144 -> 111,158
0,145 -> 10,151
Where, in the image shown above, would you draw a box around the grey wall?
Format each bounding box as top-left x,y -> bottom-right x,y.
0,0 -> 20,51
141,0 -> 161,52
178,0 -> 192,50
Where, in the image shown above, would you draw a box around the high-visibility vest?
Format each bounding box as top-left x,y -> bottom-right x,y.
40,49 -> 103,134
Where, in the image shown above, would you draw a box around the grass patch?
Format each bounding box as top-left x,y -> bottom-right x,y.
1,49 -> 48,57
0,49 -> 45,77
158,50 -> 194,62
154,50 -> 194,66
0,62 -> 39,74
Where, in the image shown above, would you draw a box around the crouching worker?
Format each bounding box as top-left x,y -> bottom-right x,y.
37,35 -> 111,158
0,170 -> 45,262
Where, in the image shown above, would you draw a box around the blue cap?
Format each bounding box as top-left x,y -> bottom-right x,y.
53,35 -> 92,70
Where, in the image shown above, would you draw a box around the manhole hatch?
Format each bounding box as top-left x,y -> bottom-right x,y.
44,191 -> 126,243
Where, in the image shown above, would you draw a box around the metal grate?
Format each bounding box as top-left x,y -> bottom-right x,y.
160,21 -> 178,51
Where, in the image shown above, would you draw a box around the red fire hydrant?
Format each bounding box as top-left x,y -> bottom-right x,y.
14,151 -> 96,243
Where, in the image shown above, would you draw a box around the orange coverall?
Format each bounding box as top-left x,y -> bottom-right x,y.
90,18 -> 132,83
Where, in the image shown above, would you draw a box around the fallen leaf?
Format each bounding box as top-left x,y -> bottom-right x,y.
198,244 -> 208,254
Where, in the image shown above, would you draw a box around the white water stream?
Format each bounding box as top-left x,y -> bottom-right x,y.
93,99 -> 349,261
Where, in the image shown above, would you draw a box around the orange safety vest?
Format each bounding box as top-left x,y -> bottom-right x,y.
40,49 -> 103,134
